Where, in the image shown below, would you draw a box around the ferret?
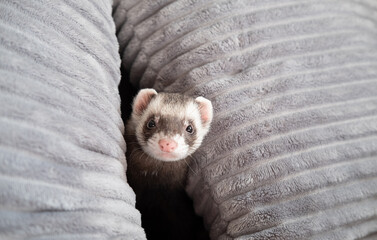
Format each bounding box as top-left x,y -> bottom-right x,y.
125,89 -> 213,240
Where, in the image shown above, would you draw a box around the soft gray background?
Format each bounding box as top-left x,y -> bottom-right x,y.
114,0 -> 377,239
1,0 -> 377,239
0,1 -> 145,239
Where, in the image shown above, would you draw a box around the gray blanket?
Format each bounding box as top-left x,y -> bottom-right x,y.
0,1 -> 145,239
114,0 -> 377,239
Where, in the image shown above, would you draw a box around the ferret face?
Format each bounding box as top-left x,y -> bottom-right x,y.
129,89 -> 213,162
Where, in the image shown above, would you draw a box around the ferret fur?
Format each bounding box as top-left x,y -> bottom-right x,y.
125,89 -> 212,240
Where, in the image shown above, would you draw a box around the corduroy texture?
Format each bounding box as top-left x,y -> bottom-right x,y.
114,0 -> 377,239
0,1 -> 145,239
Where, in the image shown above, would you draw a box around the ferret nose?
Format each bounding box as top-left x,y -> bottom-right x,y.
159,139 -> 178,153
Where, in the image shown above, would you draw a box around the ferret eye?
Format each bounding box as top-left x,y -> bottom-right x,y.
147,119 -> 156,129
186,125 -> 194,134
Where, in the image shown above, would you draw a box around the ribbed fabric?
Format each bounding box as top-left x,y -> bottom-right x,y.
114,0 -> 377,239
0,0 -> 145,239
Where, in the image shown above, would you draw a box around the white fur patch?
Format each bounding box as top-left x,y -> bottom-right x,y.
144,133 -> 189,162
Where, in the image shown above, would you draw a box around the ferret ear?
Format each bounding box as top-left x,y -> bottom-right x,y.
195,96 -> 213,127
133,88 -> 157,115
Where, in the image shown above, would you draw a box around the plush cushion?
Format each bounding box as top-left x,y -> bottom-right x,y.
0,1 -> 145,239
114,0 -> 377,239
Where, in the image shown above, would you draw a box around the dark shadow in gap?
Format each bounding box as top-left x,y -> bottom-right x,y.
119,65 -> 138,124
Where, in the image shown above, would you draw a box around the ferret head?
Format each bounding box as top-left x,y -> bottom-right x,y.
128,89 -> 213,162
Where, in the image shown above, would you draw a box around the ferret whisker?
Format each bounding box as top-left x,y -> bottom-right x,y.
156,74 -> 167,82
184,157 -> 197,175
129,147 -> 143,159
188,155 -> 201,173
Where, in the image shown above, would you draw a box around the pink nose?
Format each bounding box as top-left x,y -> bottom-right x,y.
158,139 -> 178,153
